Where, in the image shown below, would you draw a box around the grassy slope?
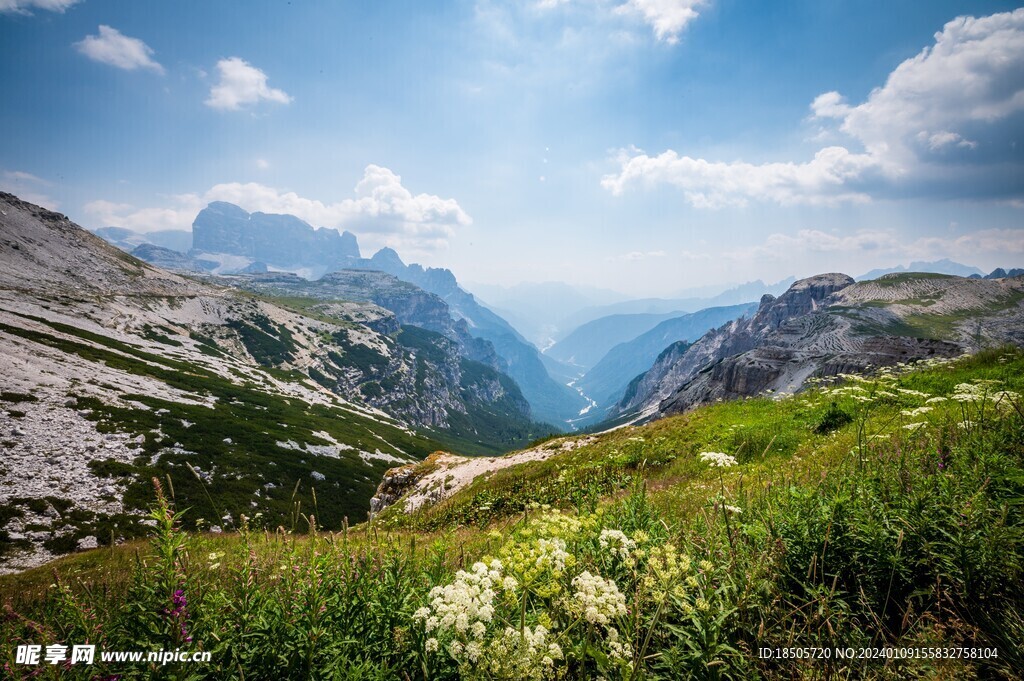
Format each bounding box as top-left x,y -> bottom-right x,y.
2,347 -> 1023,679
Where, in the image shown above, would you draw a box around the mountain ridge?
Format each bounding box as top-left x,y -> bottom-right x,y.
613,271 -> 1024,422
0,193 -> 549,572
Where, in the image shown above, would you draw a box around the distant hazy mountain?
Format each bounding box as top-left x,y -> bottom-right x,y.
545,311 -> 687,371
855,259 -> 984,281
971,267 -> 1024,279
467,281 -> 628,347
562,277 -> 795,333
574,302 -> 759,420
94,226 -> 192,254
192,202 -> 360,278
129,244 -> 218,272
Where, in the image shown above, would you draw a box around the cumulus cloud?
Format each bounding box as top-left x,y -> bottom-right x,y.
0,0 -> 78,14
614,0 -> 705,44
83,165 -> 471,252
74,26 -> 164,74
606,9 -> 1024,206
602,146 -> 877,207
820,9 -> 1024,168
205,57 -> 292,110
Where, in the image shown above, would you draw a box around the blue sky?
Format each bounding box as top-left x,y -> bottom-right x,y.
1,0 -> 1022,296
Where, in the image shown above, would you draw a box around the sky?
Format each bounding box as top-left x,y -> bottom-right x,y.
1,0 -> 1023,297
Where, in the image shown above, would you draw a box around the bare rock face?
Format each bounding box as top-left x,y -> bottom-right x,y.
615,274 -> 856,418
368,460 -> 435,517
192,201 -> 361,273
615,272 -> 1024,421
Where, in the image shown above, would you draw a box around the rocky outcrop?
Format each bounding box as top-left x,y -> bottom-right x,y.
192,202 -> 360,274
616,274 -> 855,418
130,244 -> 217,272
614,272 -> 1024,422
368,437 -> 598,517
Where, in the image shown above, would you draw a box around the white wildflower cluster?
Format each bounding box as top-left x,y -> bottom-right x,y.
990,390 -> 1021,411
698,451 -> 738,468
415,559 -> 506,662
951,382 -> 988,403
571,571 -> 627,625
535,538 -> 570,572
950,381 -> 1019,412
896,388 -> 931,398
484,625 -> 563,680
598,529 -> 636,563
606,627 -> 633,668
900,406 -> 933,417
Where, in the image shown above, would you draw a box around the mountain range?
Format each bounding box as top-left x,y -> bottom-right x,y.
613,271 -> 1024,423
0,193 -> 551,572
107,203 -> 590,427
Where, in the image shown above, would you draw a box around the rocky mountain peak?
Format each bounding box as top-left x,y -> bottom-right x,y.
370,247 -> 406,271
192,201 -> 361,274
752,273 -> 854,329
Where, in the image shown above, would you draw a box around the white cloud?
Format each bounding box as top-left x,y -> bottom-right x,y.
806,8 -> 1024,174
602,146 -> 877,207
809,91 -> 851,120
0,0 -> 79,15
614,0 -> 705,44
205,57 -> 292,111
606,9 -> 1024,206
823,9 -> 1024,168
1,169 -> 58,209
255,158 -> 270,170
74,26 -> 164,74
916,131 -> 977,151
83,165 -> 471,253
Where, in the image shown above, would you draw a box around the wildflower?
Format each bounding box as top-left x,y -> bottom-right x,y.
698,451 -> 738,467
423,561 -> 503,637
897,388 -> 930,397
484,626 -> 561,680
599,529 -> 636,563
900,406 -> 932,417
643,544 -> 692,598
571,571 -> 627,625
607,627 -> 633,668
